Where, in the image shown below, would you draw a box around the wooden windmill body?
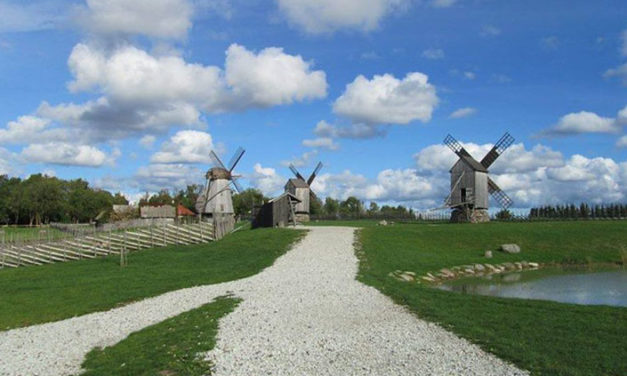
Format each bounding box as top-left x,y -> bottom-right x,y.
196,148 -> 245,236
443,133 -> 514,223
285,162 -> 323,222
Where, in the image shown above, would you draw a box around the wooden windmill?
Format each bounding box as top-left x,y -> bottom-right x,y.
196,147 -> 245,225
285,161 -> 323,222
443,133 -> 514,222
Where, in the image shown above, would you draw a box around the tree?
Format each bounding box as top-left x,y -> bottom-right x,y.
340,196 -> 363,217
112,192 -> 129,205
232,189 -> 266,217
367,202 -> 380,216
495,209 -> 512,220
174,184 -> 201,211
323,197 -> 339,217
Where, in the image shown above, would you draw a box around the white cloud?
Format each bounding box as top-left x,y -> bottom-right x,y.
78,0 -> 193,40
543,109 -> 624,135
302,137 -> 339,150
0,115 -> 68,144
247,163 -> 286,196
333,72 -> 438,125
20,142 -> 114,167
480,25 -> 501,37
313,120 -> 385,139
224,44 -> 327,107
139,135 -> 156,149
0,147 -> 19,175
616,135 -> 627,148
431,0 -> 456,8
422,48 -> 444,59
151,130 -> 215,164
4,42 -> 327,144
134,163 -> 202,192
449,107 -> 476,119
275,0 -> 409,34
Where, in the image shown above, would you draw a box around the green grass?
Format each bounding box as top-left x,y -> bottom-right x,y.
0,227 -> 304,330
80,296 -> 240,376
357,221 -> 627,376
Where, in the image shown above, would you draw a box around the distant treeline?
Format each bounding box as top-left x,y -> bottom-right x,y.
0,174 -> 128,226
529,203 -> 627,219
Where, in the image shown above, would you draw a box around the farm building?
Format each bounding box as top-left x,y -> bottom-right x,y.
140,205 -> 176,219
253,192 -> 301,228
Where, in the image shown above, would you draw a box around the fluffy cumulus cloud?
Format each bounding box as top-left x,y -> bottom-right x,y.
276,0 -> 409,34
542,107 -> 626,136
247,163 -> 286,196
20,142 -> 117,167
78,0 -> 193,39
281,150 -> 319,168
224,44 -> 327,107
151,130 -> 215,164
333,72 -> 438,125
1,41 -> 328,157
449,107 -> 477,119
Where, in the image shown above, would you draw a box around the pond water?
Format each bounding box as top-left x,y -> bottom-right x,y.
437,267 -> 627,307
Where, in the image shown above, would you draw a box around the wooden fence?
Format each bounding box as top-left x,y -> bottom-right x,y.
0,221 -> 215,269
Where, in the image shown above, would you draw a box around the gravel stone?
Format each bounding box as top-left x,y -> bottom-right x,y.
0,227 -> 528,376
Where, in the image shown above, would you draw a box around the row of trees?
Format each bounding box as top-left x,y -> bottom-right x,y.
0,174 -> 128,225
529,203 -> 627,219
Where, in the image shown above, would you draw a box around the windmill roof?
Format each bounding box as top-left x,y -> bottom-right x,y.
269,192 -> 301,203
452,151 -> 488,173
286,178 -> 309,188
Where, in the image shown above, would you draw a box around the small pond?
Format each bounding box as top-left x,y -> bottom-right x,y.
437,267 -> 627,307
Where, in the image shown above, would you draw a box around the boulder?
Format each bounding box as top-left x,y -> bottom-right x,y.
378,220 -> 388,226
500,244 -> 521,254
440,268 -> 455,278
473,264 -> 486,272
484,250 -> 493,258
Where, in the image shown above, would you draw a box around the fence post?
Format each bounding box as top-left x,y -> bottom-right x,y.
150,225 -> 154,248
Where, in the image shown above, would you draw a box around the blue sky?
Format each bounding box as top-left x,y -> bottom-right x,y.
0,0 -> 626,209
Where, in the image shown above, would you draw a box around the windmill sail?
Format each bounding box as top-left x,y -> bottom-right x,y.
488,177 -> 513,209
480,132 -> 515,168
307,162 -> 323,185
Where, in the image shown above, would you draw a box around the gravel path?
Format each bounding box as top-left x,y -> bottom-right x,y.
205,226 -> 526,375
0,226 -> 528,376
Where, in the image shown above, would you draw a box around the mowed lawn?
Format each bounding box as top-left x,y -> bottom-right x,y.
357,221 -> 627,376
0,228 -> 304,330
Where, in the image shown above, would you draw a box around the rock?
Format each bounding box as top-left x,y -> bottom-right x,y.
520,261 -> 529,268
500,244 -> 521,254
421,276 -> 436,282
404,271 -> 416,277
485,264 -> 498,273
514,262 -> 523,270
501,262 -> 515,270
399,272 -> 415,282
473,264 -> 485,272
463,268 -> 475,275
528,262 -> 539,269
378,220 -> 388,226
484,250 -> 493,258
440,268 -> 455,278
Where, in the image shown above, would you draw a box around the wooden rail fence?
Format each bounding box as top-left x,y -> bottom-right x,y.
0,221 -> 215,269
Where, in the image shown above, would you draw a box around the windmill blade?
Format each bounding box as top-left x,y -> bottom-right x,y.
480,132 -> 515,169
488,177 -> 513,209
443,134 -> 473,158
228,147 -> 245,172
210,150 -> 226,169
289,164 -> 305,181
307,161 -> 323,185
231,176 -> 243,193
309,189 -> 319,203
